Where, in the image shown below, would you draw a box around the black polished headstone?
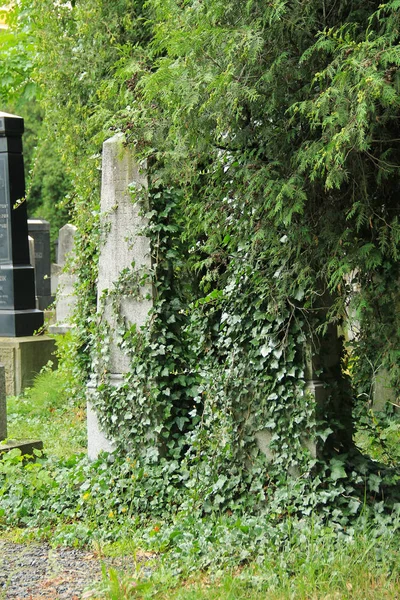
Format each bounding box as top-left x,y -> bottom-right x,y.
0,112 -> 43,336
28,219 -> 53,310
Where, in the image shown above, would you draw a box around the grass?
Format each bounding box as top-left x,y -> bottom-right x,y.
130,573 -> 399,600
5,367 -> 86,457
96,529 -> 400,599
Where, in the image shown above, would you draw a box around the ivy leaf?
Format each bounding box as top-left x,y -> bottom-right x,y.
214,475 -> 227,490
260,345 -> 271,357
294,288 -> 305,301
317,427 -> 333,443
330,458 -> 347,481
175,417 -> 188,431
348,499 -> 361,514
368,473 -> 382,493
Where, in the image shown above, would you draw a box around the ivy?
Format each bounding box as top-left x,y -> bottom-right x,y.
5,0 -> 400,522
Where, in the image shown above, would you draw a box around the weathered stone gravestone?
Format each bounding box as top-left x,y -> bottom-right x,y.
343,273 -> 397,411
0,112 -> 55,396
49,223 -> 78,334
87,133 -> 153,459
28,219 -> 53,310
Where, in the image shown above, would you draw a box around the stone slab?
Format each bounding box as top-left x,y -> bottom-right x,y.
27,219 -> 52,306
48,324 -> 73,335
0,336 -> 57,396
58,223 -> 77,265
49,224 -> 77,331
0,439 -> 43,456
51,263 -> 61,295
87,375 -> 117,460
87,134 -> 153,457
97,133 -> 152,374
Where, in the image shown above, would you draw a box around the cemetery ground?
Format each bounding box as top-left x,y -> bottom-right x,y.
0,366 -> 399,599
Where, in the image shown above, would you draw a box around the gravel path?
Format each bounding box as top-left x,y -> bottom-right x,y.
0,540 -> 152,599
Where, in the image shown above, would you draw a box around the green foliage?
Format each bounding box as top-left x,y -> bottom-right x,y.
0,4 -> 72,245
1,448 -> 400,598
1,10 -> 400,599
7,0 -> 400,521
6,363 -> 87,457
1,389 -> 400,597
98,529 -> 400,600
0,5 -> 37,106
355,407 -> 400,467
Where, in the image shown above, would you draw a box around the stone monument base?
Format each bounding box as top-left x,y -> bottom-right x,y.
37,295 -> 54,311
87,377 -> 116,460
0,308 -> 44,337
48,324 -> 74,335
0,335 -> 57,396
0,438 -> 43,457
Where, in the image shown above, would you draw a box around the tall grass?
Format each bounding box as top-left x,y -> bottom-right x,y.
5,366 -> 86,457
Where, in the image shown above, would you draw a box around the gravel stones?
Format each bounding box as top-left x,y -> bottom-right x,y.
0,540 -> 149,599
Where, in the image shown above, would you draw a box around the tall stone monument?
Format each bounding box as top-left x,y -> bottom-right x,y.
0,112 -> 43,335
87,133 -> 153,459
0,112 -> 55,396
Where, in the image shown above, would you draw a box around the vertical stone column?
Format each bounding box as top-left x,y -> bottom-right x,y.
97,133 -> 152,374
87,133 -> 153,459
49,224 -> 78,334
28,219 -> 53,310
0,112 -> 43,336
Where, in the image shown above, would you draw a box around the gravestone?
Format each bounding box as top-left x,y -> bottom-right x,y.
87,133 -> 152,459
49,224 -> 77,334
0,112 -> 55,396
0,112 -> 43,336
28,236 -> 35,271
342,273 -> 397,411
28,219 -> 53,310
0,438 -> 43,457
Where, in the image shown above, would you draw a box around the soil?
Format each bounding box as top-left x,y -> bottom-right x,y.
0,540 -> 153,599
